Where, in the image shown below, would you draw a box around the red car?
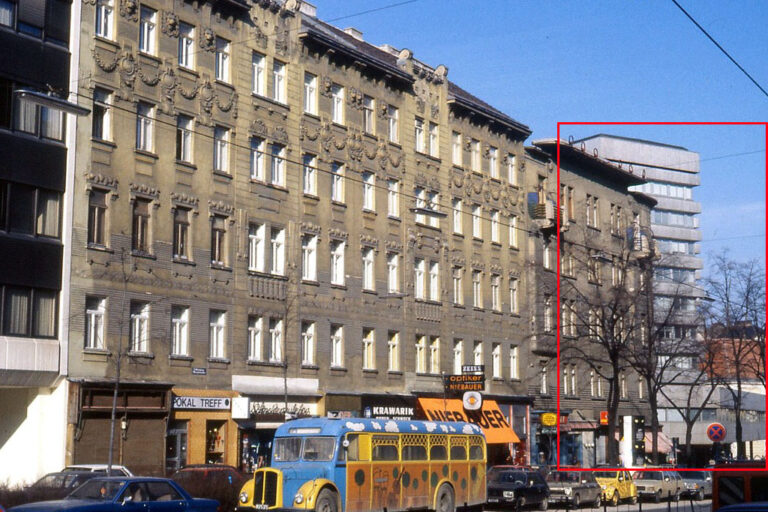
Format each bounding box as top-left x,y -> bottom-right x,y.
171,465 -> 247,512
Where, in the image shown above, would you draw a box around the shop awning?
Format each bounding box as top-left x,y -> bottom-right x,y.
644,431 -> 673,454
417,398 -> 520,444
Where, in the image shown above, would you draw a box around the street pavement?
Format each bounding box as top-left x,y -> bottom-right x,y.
486,498 -> 712,512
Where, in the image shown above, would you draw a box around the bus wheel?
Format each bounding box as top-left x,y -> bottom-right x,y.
315,489 -> 338,512
436,484 -> 455,512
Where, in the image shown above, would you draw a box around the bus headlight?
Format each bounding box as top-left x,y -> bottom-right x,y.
294,493 -> 304,504
239,492 -> 249,504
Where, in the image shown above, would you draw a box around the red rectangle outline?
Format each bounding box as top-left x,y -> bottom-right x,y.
555,121 -> 768,472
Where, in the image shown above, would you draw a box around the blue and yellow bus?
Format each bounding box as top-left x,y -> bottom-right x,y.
237,417 -> 487,512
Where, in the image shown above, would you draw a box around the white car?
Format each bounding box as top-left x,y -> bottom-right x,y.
62,464 -> 134,476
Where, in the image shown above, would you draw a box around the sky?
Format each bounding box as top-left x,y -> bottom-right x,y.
312,0 -> 767,271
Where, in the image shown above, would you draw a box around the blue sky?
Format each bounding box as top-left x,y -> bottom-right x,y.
313,0 -> 767,270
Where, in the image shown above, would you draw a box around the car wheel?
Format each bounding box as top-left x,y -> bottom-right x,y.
654,490 -> 661,504
695,490 -> 704,501
436,484 -> 455,512
673,492 -> 680,503
315,489 -> 338,512
610,492 -> 618,507
629,496 -> 638,505
572,494 -> 580,509
593,494 -> 601,509
538,497 -> 548,511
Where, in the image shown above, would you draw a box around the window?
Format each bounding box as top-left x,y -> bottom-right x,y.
510,346 -> 519,379
325,161 -> 345,203
414,258 -> 425,300
586,194 -> 599,228
610,203 -> 623,234
415,335 -> 427,373
470,139 -> 480,171
489,146 -> 498,178
331,84 -> 344,124
176,115 -> 193,163
388,331 -> 400,371
363,328 -> 375,370
209,310 -> 226,359
509,277 -> 518,313
507,154 -> 517,185
490,210 -> 500,243
301,153 -> 317,195
386,105 -> 398,143
491,274 -> 500,311
136,103 -> 154,152
213,126 -> 229,173
543,240 -> 553,270
301,321 -> 315,365
270,143 -> 285,186
453,339 -> 463,374
362,172 -> 375,211
92,88 -> 111,140
472,270 -> 482,308
540,365 -> 548,394
270,227 -> 285,275
331,324 -> 344,367
88,189 -> 107,246
35,190 -> 60,238
248,223 -> 265,272
597,372 -> 603,397
429,337 -> 440,374
330,240 -> 345,286
492,343 -> 501,378
172,208 -> 190,260
473,340 -> 483,365
589,370 -> 596,396
638,378 -> 644,399
178,23 -> 194,68
268,318 -> 283,362
210,215 -> 227,266
252,52 -> 266,95
452,198 -> 462,234
247,315 -> 262,361
362,95 -> 374,134
426,122 -> 438,156
452,266 -> 463,305
0,0 -> 13,27
215,37 -> 230,82
85,297 -> 105,349
508,214 -> 518,248
386,252 -> 399,293
620,372 -> 627,398
250,137 -> 265,180
472,205 -> 482,238
271,60 -> 286,103
129,301 -> 149,353
171,306 -> 189,356
1,287 -> 56,338
451,132 -> 462,165
362,247 -> 375,291
387,179 -> 399,217
426,191 -> 439,228
544,295 -> 553,333
301,234 -> 317,281
131,199 -> 150,253
414,187 -> 426,224
303,72 -> 317,114
139,7 -> 156,54
95,0 -> 113,39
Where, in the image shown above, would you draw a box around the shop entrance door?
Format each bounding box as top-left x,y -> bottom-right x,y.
166,421 -> 188,474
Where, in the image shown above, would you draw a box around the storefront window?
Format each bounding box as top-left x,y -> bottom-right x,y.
206,420 -> 227,464
166,421 -> 188,473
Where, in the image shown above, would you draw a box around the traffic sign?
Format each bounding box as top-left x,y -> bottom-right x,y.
707,423 -> 727,442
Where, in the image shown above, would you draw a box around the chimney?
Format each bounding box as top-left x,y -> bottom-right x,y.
299,1 -> 317,17
343,27 -> 363,41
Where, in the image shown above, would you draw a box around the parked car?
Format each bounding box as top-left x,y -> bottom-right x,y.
171,465 -> 247,512
487,466 -> 550,510
62,465 -> 133,477
594,468 -> 637,506
546,470 -> 601,508
682,471 -> 712,500
28,472 -> 100,498
716,503 -> 768,512
7,477 -> 218,512
633,470 -> 680,502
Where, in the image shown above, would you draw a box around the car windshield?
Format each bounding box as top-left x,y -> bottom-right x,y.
302,437 -> 335,461
547,471 -> 581,483
594,471 -> 618,479
634,471 -> 663,480
488,470 -> 527,484
686,471 -> 709,480
68,479 -> 125,500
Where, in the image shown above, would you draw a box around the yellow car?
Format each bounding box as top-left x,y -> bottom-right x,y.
594,469 -> 638,506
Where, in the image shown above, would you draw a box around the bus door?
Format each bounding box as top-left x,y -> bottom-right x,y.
371,434 -> 401,512
428,436 -> 450,504
449,436 -> 469,506
401,434 -> 430,509
468,436 -> 486,504
342,433 -> 372,512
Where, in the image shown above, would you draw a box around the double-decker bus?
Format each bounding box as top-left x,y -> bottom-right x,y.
237,417 -> 487,512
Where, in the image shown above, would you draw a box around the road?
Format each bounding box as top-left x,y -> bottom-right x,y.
486,498 -> 712,512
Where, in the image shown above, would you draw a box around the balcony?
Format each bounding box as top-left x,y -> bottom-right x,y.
0,335 -> 59,386
248,274 -> 287,301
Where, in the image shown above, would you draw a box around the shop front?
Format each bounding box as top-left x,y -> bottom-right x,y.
531,411 -> 571,467
323,392 -> 418,420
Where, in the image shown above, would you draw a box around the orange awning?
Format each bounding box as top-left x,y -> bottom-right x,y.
417,398 -> 521,444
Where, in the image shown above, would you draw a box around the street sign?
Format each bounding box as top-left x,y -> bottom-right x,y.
707,423 -> 727,442
444,373 -> 484,392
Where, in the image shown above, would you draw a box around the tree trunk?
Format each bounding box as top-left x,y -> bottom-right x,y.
736,377 -> 745,459
649,390 -> 659,465
684,421 -> 694,466
607,372 -> 621,466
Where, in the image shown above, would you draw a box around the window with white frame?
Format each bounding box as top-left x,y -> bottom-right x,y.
330,240 -> 345,285
428,122 -> 438,157
363,95 -> 374,134
301,321 -> 315,366
178,23 -> 194,69
95,0 -> 113,39
269,143 -> 285,186
638,377 -> 644,399
509,277 -> 518,313
362,172 -> 375,211
250,137 -> 265,181
248,223 -> 265,272
492,343 -> 501,378
139,6 -> 156,54
88,189 -> 108,246
92,88 -> 111,141
507,154 -> 517,185
452,198 -> 463,234
215,37 -> 230,82
563,366 -> 569,395
426,191 -> 439,228
176,115 -> 193,163
272,60 -> 286,103
451,132 -> 462,166
509,214 -> 518,248
544,295 -> 553,332
268,318 -> 283,362
303,71 -> 317,114
491,274 -> 500,311
270,227 -> 285,275
129,301 -> 149,353
543,240 -> 553,270
362,328 -> 375,370
597,371 -> 603,397
387,179 -> 399,217
301,234 -> 317,281
388,331 -> 400,371
586,194 -> 599,228
473,340 -> 483,365
472,204 -> 482,238
452,266 -> 463,305
570,365 -> 577,395
453,339 -> 463,374
429,336 -> 440,374
470,139 -> 480,171
489,146 -> 498,178
252,52 -> 266,95
362,247 -> 375,291
213,126 -> 229,173
331,162 -> 344,202
209,310 -> 226,358
331,83 -> 344,124
415,335 -> 427,373
414,117 -> 425,153
540,365 -> 548,394
510,346 -> 519,379
414,258 -> 425,299
331,324 -> 344,367
210,215 -> 227,266
428,261 -> 439,301
171,305 -> 189,356
247,315 -> 262,361
131,199 -> 151,253
472,270 -> 482,308
302,153 -> 317,195
136,103 -> 154,152
620,371 -> 627,398
589,370 -> 596,396
85,296 -> 105,349
386,105 -> 399,143
386,252 -> 399,293
414,187 -> 426,224
490,209 -> 500,243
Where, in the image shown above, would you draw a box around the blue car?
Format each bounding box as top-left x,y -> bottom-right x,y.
8,477 -> 219,512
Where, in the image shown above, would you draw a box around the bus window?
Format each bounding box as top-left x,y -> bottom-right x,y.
450,445 -> 466,460
373,445 -> 398,461
403,445 -> 427,461
751,477 -> 768,501
430,445 -> 447,460
469,437 -> 484,460
273,437 -> 301,462
303,437 -> 335,461
719,476 -> 745,506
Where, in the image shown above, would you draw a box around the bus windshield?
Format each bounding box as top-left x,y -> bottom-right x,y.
273,437 -> 336,462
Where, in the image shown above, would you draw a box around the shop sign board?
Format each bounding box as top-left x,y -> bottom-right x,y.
444,374 -> 485,392
173,396 -> 231,410
462,365 -> 484,374
361,394 -> 417,420
231,397 -> 250,419
541,412 -> 557,427
600,411 -> 609,425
